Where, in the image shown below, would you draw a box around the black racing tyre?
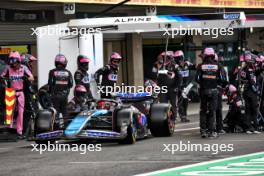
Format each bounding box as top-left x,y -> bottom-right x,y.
119,124 -> 136,145
35,109 -> 54,134
34,109 -> 55,144
115,108 -> 137,144
149,103 -> 175,137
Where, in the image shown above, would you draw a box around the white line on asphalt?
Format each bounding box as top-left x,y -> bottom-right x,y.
224,140 -> 264,142
0,148 -> 8,150
176,122 -> 199,126
69,160 -> 205,164
134,152 -> 264,176
174,127 -> 200,132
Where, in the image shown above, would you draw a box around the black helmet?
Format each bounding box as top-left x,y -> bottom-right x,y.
55,54 -> 67,68
77,55 -> 90,71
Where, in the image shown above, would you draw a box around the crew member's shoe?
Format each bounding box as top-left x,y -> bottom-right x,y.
253,130 -> 261,134
217,129 -> 226,135
181,118 -> 190,123
201,131 -> 207,138
17,134 -> 25,140
246,130 -> 253,134
208,132 -> 218,139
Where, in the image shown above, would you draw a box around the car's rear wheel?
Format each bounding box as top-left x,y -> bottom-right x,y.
34,109 -> 56,144
150,103 -> 175,137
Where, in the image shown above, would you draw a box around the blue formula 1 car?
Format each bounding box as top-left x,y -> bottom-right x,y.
33,92 -> 175,144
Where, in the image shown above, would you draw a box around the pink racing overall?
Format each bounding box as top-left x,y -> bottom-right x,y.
1,65 -> 33,135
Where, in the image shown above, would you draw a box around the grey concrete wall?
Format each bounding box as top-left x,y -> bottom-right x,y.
126,33 -> 144,87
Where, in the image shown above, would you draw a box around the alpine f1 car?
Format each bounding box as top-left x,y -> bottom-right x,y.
33,92 -> 175,144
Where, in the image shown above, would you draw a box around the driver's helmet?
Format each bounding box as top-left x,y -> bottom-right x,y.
97,100 -> 113,110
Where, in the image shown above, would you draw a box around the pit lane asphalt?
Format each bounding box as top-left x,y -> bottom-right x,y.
1,113 -> 264,176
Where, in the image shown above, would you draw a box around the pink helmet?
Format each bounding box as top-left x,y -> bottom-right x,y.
244,54 -> 253,63
160,51 -> 165,57
110,52 -> 122,60
174,50 -> 185,64
240,51 -> 254,63
256,55 -> 264,63
174,50 -> 184,58
228,84 -> 237,93
79,57 -> 90,63
77,55 -> 90,69
9,51 -> 21,67
55,54 -> 67,68
160,51 -> 174,58
159,51 -> 174,65
240,54 -> 245,62
74,84 -> 87,97
9,51 -> 21,62
167,51 -> 174,57
256,56 -> 261,63
109,52 -> 122,68
203,48 -> 215,57
75,84 -> 87,93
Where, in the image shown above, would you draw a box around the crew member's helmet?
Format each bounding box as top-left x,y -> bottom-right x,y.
9,51 -> 21,69
228,84 -> 237,94
160,51 -> 174,65
74,84 -> 87,97
109,52 -> 122,68
256,55 -> 264,63
203,48 -> 215,61
225,84 -> 237,98
77,55 -> 90,71
55,54 -> 67,68
174,50 -> 184,64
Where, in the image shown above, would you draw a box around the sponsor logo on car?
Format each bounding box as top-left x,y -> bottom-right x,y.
81,130 -> 121,138
36,130 -> 64,139
223,13 -> 240,20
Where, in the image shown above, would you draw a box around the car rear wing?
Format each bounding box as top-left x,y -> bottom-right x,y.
113,92 -> 155,103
